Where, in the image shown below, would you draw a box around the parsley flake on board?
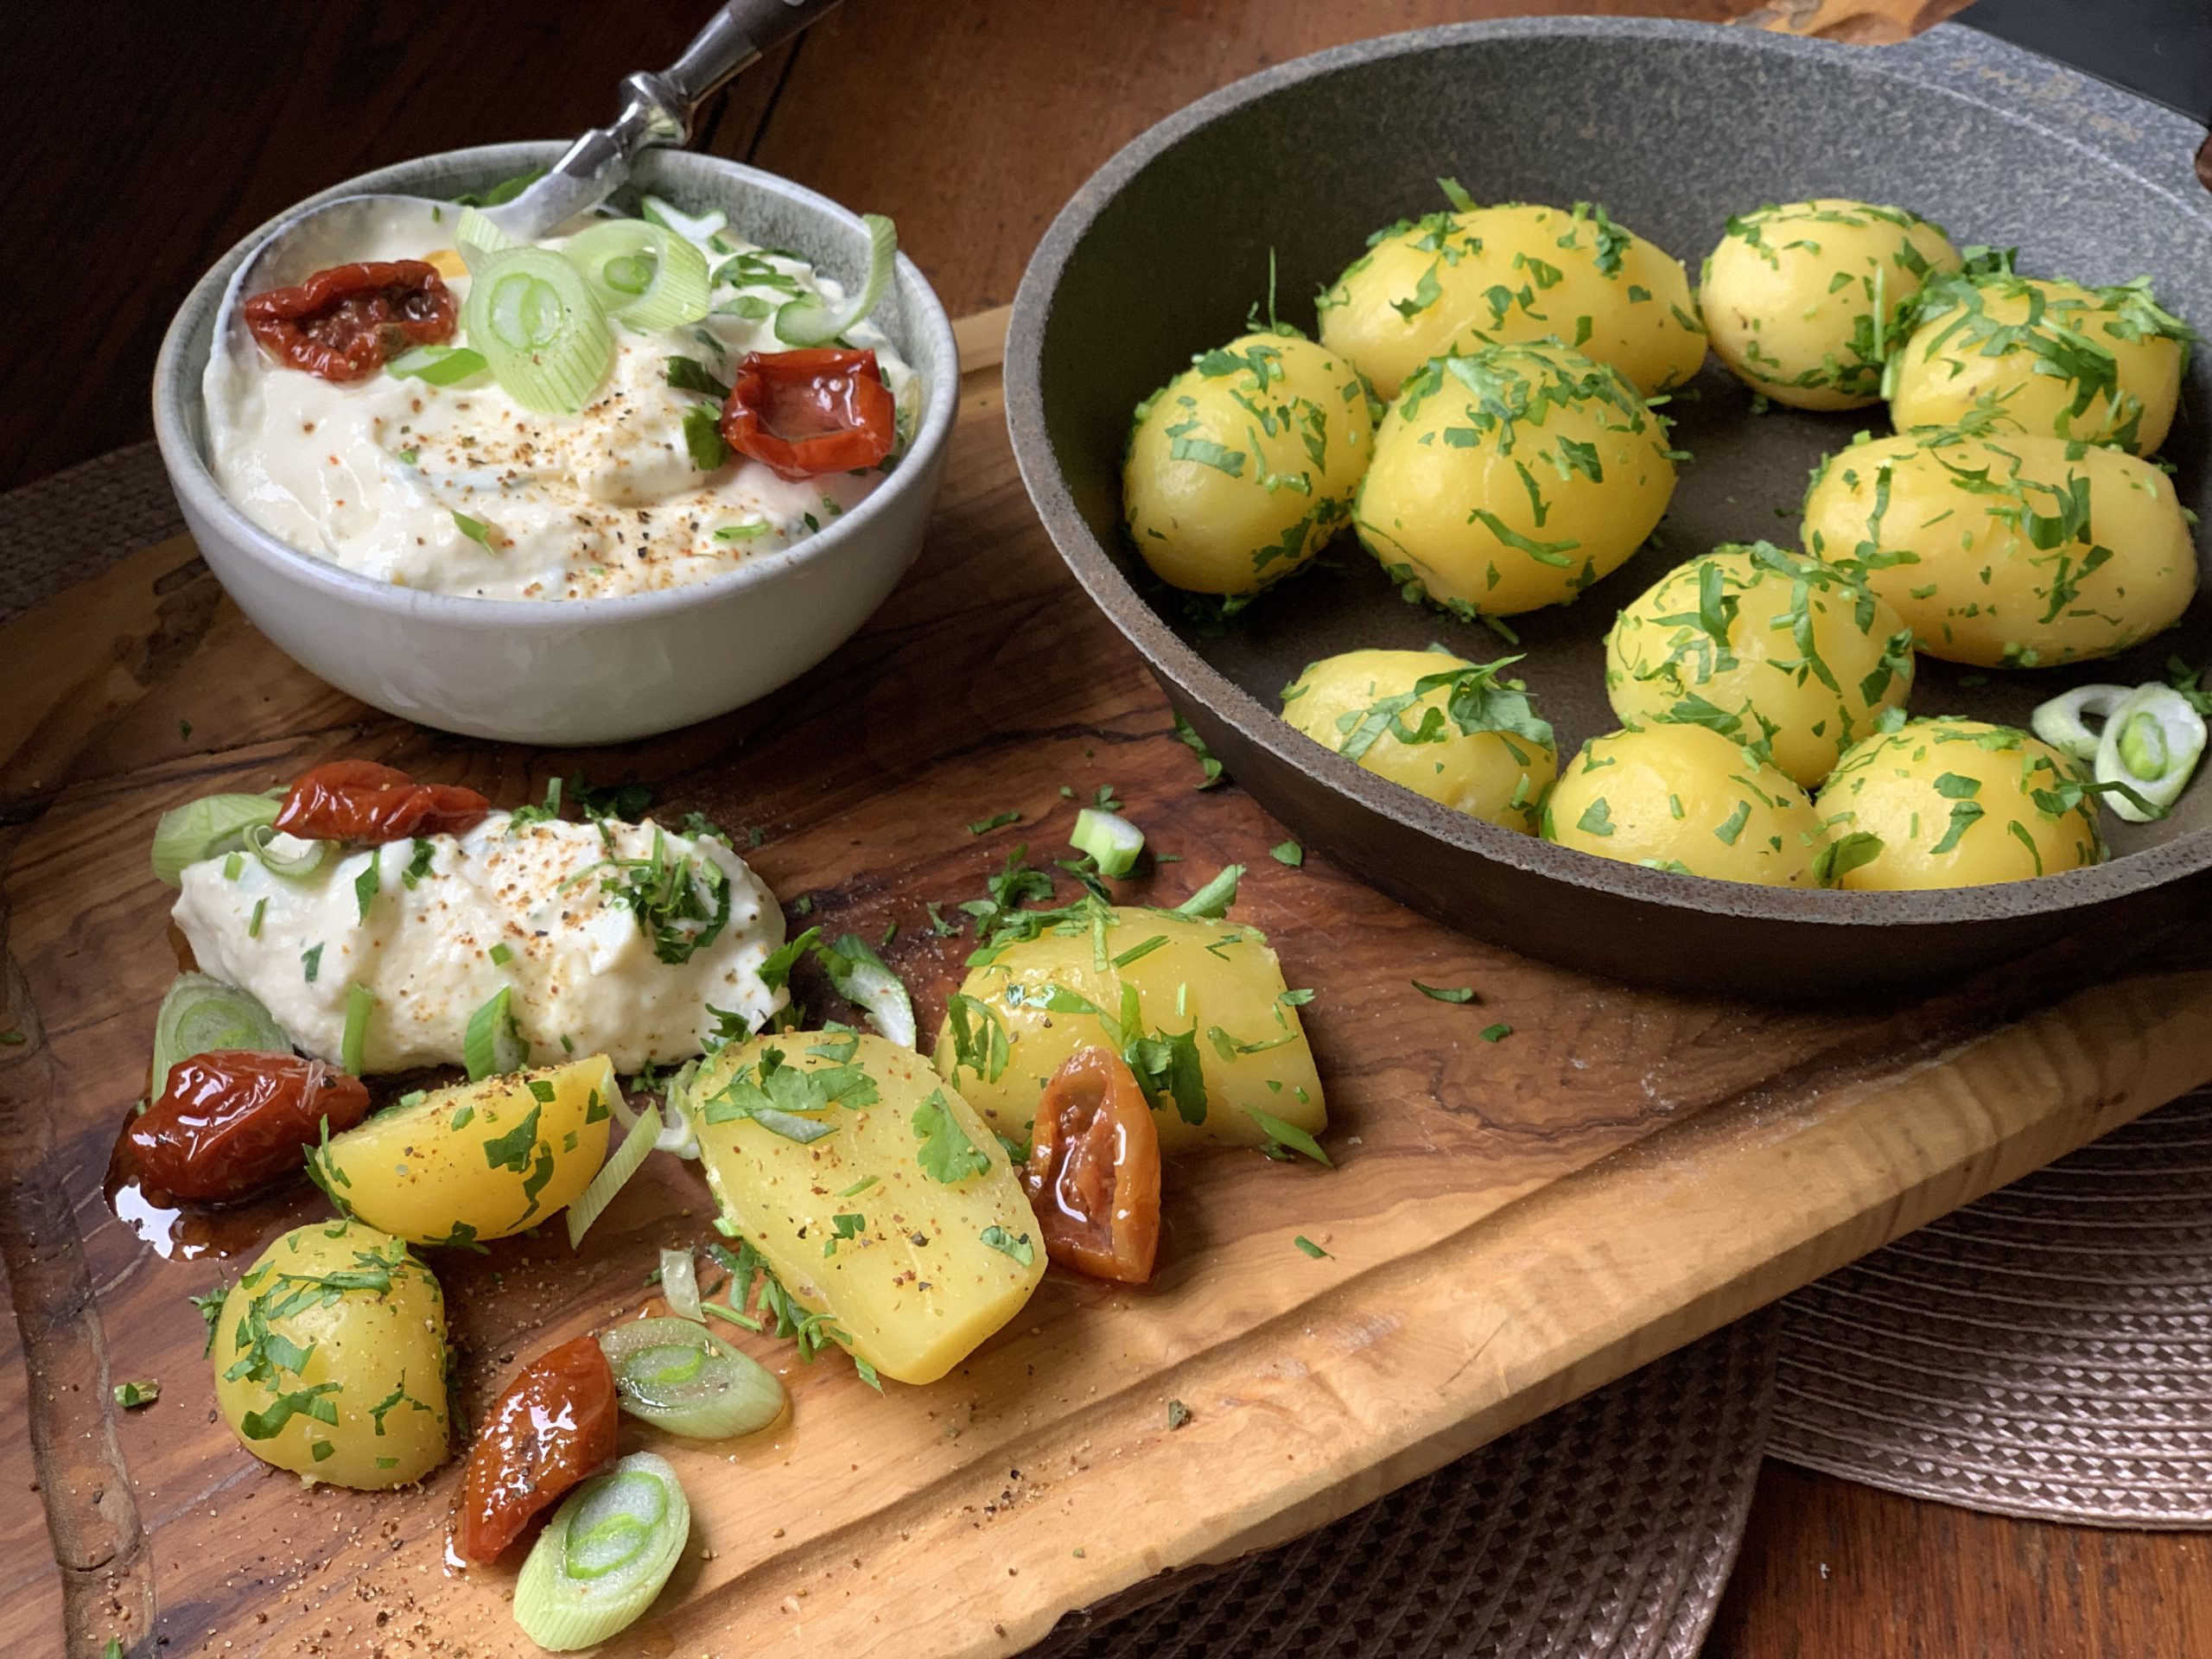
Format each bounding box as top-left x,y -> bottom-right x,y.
1414,981 -> 1475,1003
1269,840 -> 1304,867
1294,1236 -> 1330,1259
968,810 -> 1022,836
113,1378 -> 160,1408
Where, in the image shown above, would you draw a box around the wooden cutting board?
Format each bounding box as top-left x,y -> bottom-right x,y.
5,306 -> 2211,1659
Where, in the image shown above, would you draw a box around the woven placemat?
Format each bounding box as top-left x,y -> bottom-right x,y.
1770,1086 -> 2212,1527
1040,1310 -> 1777,1659
0,441 -> 182,626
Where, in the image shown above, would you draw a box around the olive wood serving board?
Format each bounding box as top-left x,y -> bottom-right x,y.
6,304 -> 2212,1659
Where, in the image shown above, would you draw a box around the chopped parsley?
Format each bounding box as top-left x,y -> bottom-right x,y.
1413,981 -> 1475,1003
912,1090 -> 990,1183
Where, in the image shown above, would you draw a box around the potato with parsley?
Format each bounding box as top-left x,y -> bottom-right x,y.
1814,717 -> 2102,889
1700,199 -> 1961,410
1319,195 -> 1705,399
938,905 -> 1323,1156
1280,648 -> 1555,831
1802,427 -> 2196,670
1123,330 -> 1375,596
1356,342 -> 1677,617
1605,543 -> 1915,788
1886,266 -> 2189,454
309,1056 -> 616,1248
1543,723 -> 1827,887
687,1031 -> 1043,1387
211,1220 -> 450,1489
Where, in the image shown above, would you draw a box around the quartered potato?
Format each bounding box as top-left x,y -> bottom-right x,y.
1281,647 -> 1556,831
1356,342 -> 1678,617
687,1032 -> 1043,1386
1700,199 -> 1961,410
1605,543 -> 1915,788
211,1220 -> 450,1489
936,907 -> 1324,1155
1815,717 -> 2103,889
1319,198 -> 1706,399
1802,427 -> 2196,670
311,1056 -> 617,1247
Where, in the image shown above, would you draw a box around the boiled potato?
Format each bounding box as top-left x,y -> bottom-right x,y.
936,907 -> 1323,1156
1802,428 -> 2196,669
310,1056 -> 616,1247
1123,330 -> 1375,595
1605,542 -> 1915,788
1887,270 -> 2187,454
1356,342 -> 1677,617
688,1031 -> 1042,1386
1319,198 -> 1705,398
1700,199 -> 1961,410
1815,717 -> 2102,889
211,1220 -> 449,1488
1543,723 -> 1826,886
1281,647 -> 1555,830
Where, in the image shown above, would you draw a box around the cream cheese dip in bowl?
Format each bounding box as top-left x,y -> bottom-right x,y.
154,143 -> 957,746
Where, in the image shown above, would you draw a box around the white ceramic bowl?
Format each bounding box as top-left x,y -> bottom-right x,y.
153,143 -> 958,747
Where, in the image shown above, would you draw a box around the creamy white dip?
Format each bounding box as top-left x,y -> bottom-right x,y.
203,208 -> 918,601
173,813 -> 785,1072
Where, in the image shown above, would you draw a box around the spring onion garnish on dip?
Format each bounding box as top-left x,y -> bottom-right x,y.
204,186 -> 919,600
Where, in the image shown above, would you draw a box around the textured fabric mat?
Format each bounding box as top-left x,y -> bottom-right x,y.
1770,1086 -> 2212,1527
0,442 -> 183,626
1037,1311 -> 1777,1659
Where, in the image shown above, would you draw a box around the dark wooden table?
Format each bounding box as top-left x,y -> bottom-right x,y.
3,3 -> 2205,1653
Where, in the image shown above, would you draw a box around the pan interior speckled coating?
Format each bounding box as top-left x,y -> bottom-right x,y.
1005,17 -> 2212,993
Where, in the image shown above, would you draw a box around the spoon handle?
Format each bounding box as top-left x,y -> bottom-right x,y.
666,0 -> 849,113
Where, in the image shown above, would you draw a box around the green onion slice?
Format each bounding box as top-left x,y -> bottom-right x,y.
243,821 -> 329,880
658,1247 -> 702,1322
512,1452 -> 690,1651
2031,684 -> 2130,763
773,213 -> 896,347
639,195 -> 727,245
2094,684 -> 2206,823
561,220 -> 710,332
386,344 -> 488,386
566,1099 -> 659,1249
597,1317 -> 785,1440
460,247 -> 613,415
814,934 -> 915,1047
463,986 -> 528,1082
1071,807 -> 1144,878
150,972 -> 290,1097
454,206 -> 518,263
150,793 -> 280,886
340,984 -> 375,1076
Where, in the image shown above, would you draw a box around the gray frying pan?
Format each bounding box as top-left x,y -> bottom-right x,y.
1003,15 -> 2212,997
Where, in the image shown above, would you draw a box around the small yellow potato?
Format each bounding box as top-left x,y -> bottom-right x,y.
310,1056 -> 616,1248
212,1220 -> 449,1489
937,906 -> 1323,1155
1700,199 -> 1961,410
1542,723 -> 1826,887
1887,270 -> 2188,454
1123,330 -> 1375,595
1605,542 -> 1915,788
688,1032 -> 1043,1386
1319,198 -> 1705,398
1280,647 -> 1556,831
1814,717 -> 2103,889
1355,342 -> 1677,617
1802,428 -> 2196,670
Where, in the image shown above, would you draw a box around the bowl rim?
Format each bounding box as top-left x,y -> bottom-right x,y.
1004,14 -> 2212,934
152,140 -> 960,631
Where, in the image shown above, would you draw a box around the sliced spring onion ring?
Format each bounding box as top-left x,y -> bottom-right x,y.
340,984 -> 375,1076
2094,684 -> 2206,823
385,344 -> 488,385
243,820 -> 329,880
652,1063 -> 702,1158
150,793 -> 280,886
2031,683 -> 2131,763
462,986 -> 528,1081
814,934 -> 916,1047
774,213 -> 896,347
1071,807 -> 1145,878
639,195 -> 727,245
512,1452 -> 690,1651
454,206 -> 518,259
459,247 -> 613,414
565,1098 -> 659,1249
149,972 -> 290,1096
597,1317 -> 785,1440
560,219 -> 710,331
658,1247 -> 703,1322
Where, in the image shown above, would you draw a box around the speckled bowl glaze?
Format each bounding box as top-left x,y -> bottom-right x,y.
1007,18 -> 2212,996
154,143 -> 957,747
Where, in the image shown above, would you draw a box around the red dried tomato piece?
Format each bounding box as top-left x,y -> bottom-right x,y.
1024,1046 -> 1162,1284
454,1337 -> 620,1562
273,760 -> 491,844
242,260 -> 456,383
128,1052 -> 370,1202
719,347 -> 896,481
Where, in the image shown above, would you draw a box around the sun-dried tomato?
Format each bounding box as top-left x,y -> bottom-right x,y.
1024,1046 -> 1162,1284
272,760 -> 490,844
719,347 -> 896,480
128,1051 -> 370,1202
242,261 -> 456,383
454,1337 -> 620,1562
